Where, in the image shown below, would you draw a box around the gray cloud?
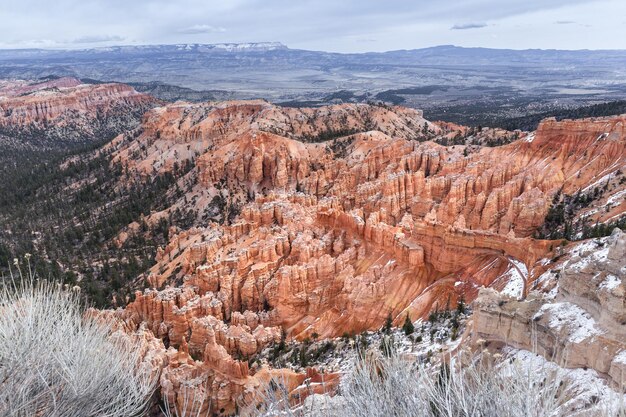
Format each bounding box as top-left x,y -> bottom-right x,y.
555,20 -> 576,24
177,24 -> 226,34
72,35 -> 125,44
451,23 -> 488,30
0,0 -> 623,51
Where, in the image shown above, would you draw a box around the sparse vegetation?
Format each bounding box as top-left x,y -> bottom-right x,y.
301,128 -> 362,143
425,99 -> 626,131
241,347 -> 626,417
0,265 -> 156,416
0,135 -> 196,307
488,100 -> 626,132
535,189 -> 626,241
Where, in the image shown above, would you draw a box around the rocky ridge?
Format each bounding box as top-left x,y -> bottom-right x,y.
98,100 -> 626,415
0,77 -> 157,146
472,228 -> 626,411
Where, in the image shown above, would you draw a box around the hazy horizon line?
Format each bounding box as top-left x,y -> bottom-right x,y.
1,42 -> 625,54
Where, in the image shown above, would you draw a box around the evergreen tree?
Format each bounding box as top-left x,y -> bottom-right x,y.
402,314 -> 415,335
456,296 -> 467,315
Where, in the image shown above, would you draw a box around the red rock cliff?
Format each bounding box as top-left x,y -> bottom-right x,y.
108,102 -> 626,415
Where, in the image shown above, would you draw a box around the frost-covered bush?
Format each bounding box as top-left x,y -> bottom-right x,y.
339,352 -> 567,417
0,266 -> 156,417
161,380 -> 212,417
242,349 -> 625,417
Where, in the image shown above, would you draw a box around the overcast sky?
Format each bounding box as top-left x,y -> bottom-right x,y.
1,0 -> 625,52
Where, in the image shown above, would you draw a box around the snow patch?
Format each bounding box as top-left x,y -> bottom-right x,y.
547,283 -> 559,299
533,302 -> 604,343
614,350 -> 626,365
507,349 -> 626,415
582,171 -> 614,192
606,189 -> 626,207
539,258 -> 551,266
499,258 -> 527,298
570,247 -> 609,271
599,274 -> 621,291
501,268 -> 524,298
565,238 -> 610,272
211,42 -> 286,51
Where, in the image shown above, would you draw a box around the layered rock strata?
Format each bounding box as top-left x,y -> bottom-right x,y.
107,101 -> 626,414
472,228 -> 626,390
0,77 -> 157,144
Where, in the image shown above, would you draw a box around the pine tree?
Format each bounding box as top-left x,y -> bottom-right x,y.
402,314 -> 415,335
456,296 -> 466,315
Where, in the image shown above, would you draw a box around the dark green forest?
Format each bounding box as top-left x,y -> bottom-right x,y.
0,136 -> 198,306
425,100 -> 626,132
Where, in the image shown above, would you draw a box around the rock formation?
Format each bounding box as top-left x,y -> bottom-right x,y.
472,228 -> 626,390
104,100 -> 626,414
0,77 -> 157,145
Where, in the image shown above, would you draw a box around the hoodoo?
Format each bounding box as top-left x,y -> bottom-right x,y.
101,100 -> 626,414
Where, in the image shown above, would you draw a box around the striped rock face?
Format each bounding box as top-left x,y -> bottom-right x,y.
106,101 -> 626,415
0,77 -> 158,146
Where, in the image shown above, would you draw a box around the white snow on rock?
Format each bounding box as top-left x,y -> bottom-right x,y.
533,302 -> 604,343
606,189 -> 626,207
565,239 -> 610,272
614,350 -> 626,365
501,269 -> 524,298
534,264 -> 560,298
582,172 -> 614,192
507,349 -> 626,416
509,258 -> 528,278
499,258 -> 527,298
547,283 -> 559,299
525,133 -> 536,143
599,274 -> 621,292
212,42 -> 285,51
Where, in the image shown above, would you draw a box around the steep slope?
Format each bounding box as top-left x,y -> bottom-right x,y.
472,228 -> 626,410
0,78 -> 161,305
0,76 -> 157,147
102,101 -> 626,414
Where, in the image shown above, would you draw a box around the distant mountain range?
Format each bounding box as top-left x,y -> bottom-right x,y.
1,43 -> 625,126
0,42 -> 289,57
2,42 -> 625,62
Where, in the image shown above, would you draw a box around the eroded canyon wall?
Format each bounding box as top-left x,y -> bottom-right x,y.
106,101 -> 626,414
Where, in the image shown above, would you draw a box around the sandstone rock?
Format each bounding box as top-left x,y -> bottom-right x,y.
472,230 -> 626,389
107,102 -> 626,414
0,78 -> 157,143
